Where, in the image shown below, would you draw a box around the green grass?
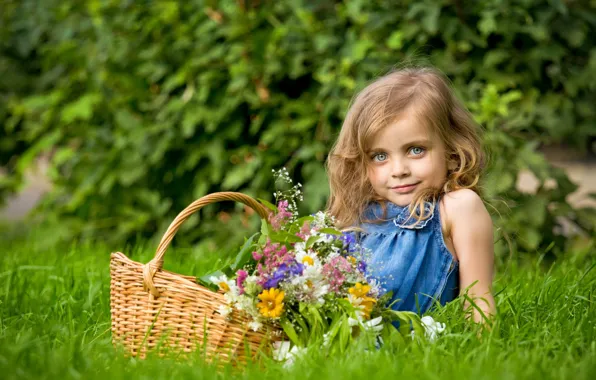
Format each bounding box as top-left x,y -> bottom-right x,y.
1,227 -> 595,379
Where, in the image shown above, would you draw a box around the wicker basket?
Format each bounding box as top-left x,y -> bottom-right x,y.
110,192 -> 284,364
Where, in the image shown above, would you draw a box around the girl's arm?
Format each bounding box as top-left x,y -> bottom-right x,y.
444,189 -> 496,324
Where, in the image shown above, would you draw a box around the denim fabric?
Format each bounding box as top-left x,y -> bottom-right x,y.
357,201 -> 459,315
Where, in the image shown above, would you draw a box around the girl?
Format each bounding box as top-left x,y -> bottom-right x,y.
326,67 -> 496,323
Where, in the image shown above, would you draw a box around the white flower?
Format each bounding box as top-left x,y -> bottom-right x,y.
326,247 -> 340,262
217,304 -> 232,318
290,263 -> 329,304
272,341 -> 306,368
210,274 -> 235,294
348,316 -> 384,333
318,233 -> 335,243
421,316 -> 446,341
310,283 -> 330,305
295,249 -> 320,267
248,320 -> 263,332
222,284 -> 240,302
411,316 -> 446,342
366,278 -> 383,298
301,262 -> 323,279
294,242 -> 306,253
346,293 -> 362,306
233,294 -> 253,313
322,332 -> 332,349
272,341 -> 291,362
310,211 -> 336,229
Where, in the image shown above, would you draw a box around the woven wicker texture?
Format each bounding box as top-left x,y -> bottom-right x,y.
110,192 -> 283,364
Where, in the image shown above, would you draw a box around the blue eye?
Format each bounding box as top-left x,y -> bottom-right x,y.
372,153 -> 388,162
409,147 -> 425,156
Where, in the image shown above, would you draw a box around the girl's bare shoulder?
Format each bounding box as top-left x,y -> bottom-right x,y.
439,189 -> 492,259
442,188 -> 486,213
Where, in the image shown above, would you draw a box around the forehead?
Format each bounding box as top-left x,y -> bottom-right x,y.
366,115 -> 436,150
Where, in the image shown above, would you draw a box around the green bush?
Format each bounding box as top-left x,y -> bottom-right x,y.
1,0 -> 595,254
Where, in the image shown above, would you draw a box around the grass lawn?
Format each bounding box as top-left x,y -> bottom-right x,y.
1,227 -> 595,379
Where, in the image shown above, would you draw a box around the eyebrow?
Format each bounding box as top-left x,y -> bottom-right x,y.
367,139 -> 433,153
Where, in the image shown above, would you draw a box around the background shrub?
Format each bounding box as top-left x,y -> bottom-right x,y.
1,0 -> 595,255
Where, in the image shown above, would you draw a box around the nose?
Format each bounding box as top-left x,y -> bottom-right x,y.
391,157 -> 410,178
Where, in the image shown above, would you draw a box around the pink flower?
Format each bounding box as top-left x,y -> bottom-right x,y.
322,256 -> 353,293
252,251 -> 263,261
269,200 -> 294,231
236,270 -> 248,294
296,220 -> 311,239
254,239 -> 295,286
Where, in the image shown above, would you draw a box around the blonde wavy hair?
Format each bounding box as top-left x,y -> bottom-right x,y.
326,66 -> 485,229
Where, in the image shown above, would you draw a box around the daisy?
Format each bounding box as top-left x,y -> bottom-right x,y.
295,249 -> 320,267
210,274 -> 236,295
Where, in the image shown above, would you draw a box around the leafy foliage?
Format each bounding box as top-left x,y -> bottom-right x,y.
1,0 -> 595,254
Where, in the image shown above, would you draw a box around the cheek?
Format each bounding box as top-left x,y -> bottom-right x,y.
366,165 -> 383,185
427,155 -> 448,179
417,154 -> 447,179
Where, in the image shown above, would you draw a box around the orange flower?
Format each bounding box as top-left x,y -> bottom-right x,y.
359,296 -> 377,319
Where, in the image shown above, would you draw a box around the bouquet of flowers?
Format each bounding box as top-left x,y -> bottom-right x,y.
202,169 -> 439,361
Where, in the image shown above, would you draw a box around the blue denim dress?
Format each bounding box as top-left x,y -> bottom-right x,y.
356,201 -> 459,315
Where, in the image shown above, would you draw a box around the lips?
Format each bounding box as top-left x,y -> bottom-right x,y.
390,182 -> 420,194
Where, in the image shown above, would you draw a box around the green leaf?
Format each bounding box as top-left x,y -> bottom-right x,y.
60,93 -> 101,123
317,228 -> 342,236
197,270 -> 225,291
280,317 -> 301,346
269,230 -> 303,243
478,11 -> 497,36
296,216 -> 315,225
114,108 -> 142,130
386,31 -> 404,49
260,219 -> 272,238
230,233 -> 258,271
305,235 -> 320,249
257,198 -> 277,212
221,163 -> 255,189
338,316 -> 351,352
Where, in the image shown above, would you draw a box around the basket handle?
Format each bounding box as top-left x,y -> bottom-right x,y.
143,192 -> 272,297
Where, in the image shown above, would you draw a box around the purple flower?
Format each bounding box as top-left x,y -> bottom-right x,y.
279,261 -> 304,276
263,271 -> 285,289
357,260 -> 367,274
262,260 -> 304,289
340,232 -> 357,253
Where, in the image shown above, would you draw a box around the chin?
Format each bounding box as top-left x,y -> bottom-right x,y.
385,194 -> 414,207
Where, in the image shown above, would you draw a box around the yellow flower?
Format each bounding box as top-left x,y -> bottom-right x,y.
257,288 -> 285,318
359,296 -> 377,319
348,282 -> 371,298
347,256 -> 357,265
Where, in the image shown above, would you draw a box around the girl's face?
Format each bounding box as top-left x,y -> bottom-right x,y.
366,112 -> 449,206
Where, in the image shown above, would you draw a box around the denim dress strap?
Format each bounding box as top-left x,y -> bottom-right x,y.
357,200 -> 459,315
